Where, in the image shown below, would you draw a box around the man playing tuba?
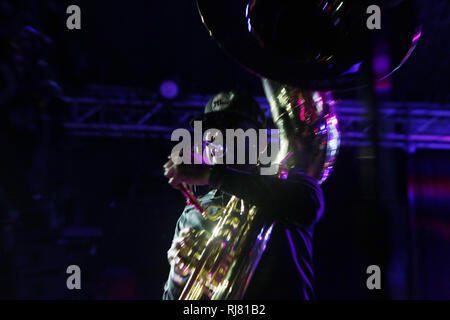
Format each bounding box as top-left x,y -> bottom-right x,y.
163,90 -> 326,300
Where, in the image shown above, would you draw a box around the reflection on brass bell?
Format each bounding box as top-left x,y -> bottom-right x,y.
197,0 -> 421,91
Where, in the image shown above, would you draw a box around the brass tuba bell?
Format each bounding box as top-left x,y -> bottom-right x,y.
197,0 -> 421,90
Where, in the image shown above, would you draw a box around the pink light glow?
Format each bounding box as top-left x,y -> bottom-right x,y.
327,116 -> 338,126
413,31 -> 422,43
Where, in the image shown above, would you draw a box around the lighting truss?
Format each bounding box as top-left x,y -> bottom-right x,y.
62,90 -> 450,152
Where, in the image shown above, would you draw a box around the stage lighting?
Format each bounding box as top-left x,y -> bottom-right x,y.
159,79 -> 179,100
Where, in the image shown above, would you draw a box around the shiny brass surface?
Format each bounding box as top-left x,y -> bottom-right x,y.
179,196 -> 273,300
262,78 -> 340,183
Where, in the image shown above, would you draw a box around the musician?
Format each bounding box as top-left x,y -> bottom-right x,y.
162,90 -> 324,300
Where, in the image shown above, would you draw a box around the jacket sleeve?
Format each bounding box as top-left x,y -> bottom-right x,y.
209,166 -> 325,227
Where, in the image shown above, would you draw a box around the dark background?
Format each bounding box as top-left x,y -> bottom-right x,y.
0,0 -> 449,299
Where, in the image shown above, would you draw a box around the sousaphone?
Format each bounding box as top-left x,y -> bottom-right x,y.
177,0 -> 421,300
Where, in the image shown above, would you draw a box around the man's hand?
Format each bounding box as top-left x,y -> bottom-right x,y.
167,227 -> 195,285
167,227 -> 209,286
163,157 -> 212,190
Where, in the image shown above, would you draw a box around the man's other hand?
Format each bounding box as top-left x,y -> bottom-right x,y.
163,157 -> 212,190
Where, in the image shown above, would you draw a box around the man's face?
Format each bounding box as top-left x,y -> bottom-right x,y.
202,129 -> 226,165
197,120 -> 260,168
191,125 -> 227,165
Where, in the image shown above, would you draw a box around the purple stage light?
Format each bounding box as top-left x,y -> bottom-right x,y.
159,80 -> 179,99
373,54 -> 391,75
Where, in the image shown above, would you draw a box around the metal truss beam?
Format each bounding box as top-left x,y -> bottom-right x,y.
62,92 -> 450,152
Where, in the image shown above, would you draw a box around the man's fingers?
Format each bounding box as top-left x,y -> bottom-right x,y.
179,227 -> 193,237
167,249 -> 178,263
165,165 -> 183,190
164,160 -> 177,173
169,176 -> 182,190
164,166 -> 176,179
168,247 -> 191,278
175,260 -> 191,277
164,159 -> 174,168
167,229 -> 196,278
